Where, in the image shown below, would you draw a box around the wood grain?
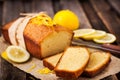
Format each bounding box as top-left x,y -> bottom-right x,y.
108,0 -> 120,15
0,1 -> 3,36
31,0 -> 54,17
90,0 -> 120,44
22,0 -> 33,13
0,1 -> 3,26
81,0 -> 109,32
2,0 -> 24,25
1,59 -> 26,80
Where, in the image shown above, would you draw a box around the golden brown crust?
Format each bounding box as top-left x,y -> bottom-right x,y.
43,53 -> 63,70
54,46 -> 90,79
2,21 -> 15,44
24,23 -> 53,44
83,52 -> 111,77
24,35 -> 42,59
24,22 -> 73,59
43,59 -> 55,70
2,18 -> 73,59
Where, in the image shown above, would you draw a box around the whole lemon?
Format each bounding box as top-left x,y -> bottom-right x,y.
53,10 -> 80,30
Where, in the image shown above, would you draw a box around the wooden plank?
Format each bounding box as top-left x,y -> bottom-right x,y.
23,0 -> 33,13
81,1 -> 109,32
108,0 -> 120,15
52,0 -> 61,13
90,0 -> 120,44
101,75 -> 118,80
60,0 -> 92,29
31,0 -> 54,17
0,1 -> 3,26
1,59 -> 26,80
2,0 -> 24,25
0,1 -> 3,36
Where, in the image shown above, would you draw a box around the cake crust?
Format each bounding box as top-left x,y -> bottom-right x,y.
83,51 -> 111,77
2,16 -> 73,59
54,46 -> 90,79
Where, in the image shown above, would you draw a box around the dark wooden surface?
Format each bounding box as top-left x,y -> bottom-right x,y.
0,0 -> 120,80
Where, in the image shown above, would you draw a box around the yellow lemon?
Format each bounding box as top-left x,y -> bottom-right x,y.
6,46 -> 30,63
93,33 -> 116,43
73,29 -> 96,38
82,30 -> 106,40
53,10 -> 79,30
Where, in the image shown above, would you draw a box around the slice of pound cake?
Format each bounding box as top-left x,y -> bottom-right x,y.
54,46 -> 90,78
43,47 -> 111,78
43,53 -> 63,70
84,51 -> 111,77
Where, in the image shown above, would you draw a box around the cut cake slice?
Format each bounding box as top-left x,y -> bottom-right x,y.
54,46 -> 90,78
43,53 -> 63,70
43,47 -> 111,78
84,51 -> 111,77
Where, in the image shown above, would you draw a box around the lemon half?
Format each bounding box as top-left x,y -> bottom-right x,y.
73,29 -> 96,38
93,33 -> 116,43
6,46 -> 30,63
82,30 -> 106,40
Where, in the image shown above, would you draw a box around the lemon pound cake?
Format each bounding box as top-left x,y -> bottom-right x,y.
2,13 -> 73,59
43,53 -> 63,70
84,51 -> 111,77
54,47 -> 90,79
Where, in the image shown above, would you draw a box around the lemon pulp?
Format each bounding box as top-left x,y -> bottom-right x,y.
82,30 -> 106,40
93,33 -> 116,43
73,29 -> 96,38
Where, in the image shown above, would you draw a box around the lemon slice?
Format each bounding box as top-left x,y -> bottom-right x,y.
6,46 -> 30,63
82,30 -> 106,40
73,29 -> 96,38
93,33 -> 116,43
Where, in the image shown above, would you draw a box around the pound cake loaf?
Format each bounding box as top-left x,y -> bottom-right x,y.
83,51 -> 111,77
54,46 -> 90,78
2,13 -> 73,59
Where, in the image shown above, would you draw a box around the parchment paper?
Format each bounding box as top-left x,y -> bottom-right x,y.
0,36 -> 120,80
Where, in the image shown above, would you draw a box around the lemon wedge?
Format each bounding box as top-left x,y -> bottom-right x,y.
93,33 -> 116,43
73,29 -> 96,38
82,30 -> 106,40
6,46 -> 30,63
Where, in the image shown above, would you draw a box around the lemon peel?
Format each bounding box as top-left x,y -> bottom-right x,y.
37,68 -> 54,74
30,13 -> 55,27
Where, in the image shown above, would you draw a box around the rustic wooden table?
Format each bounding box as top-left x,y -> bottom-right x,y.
0,0 -> 120,80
